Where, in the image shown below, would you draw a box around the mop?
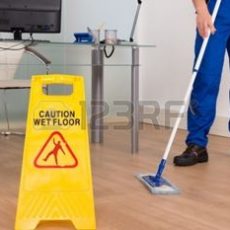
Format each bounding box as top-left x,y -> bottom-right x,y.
137,0 -> 222,195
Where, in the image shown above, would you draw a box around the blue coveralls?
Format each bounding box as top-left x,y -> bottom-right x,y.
186,0 -> 230,147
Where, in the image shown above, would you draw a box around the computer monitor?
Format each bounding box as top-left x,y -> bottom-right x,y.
0,0 -> 62,40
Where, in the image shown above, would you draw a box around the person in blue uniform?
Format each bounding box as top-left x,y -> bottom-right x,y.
174,0 -> 230,166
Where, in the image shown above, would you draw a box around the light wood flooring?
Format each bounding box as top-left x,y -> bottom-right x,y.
0,123 -> 230,230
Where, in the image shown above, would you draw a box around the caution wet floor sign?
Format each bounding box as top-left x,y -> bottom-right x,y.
15,75 -> 96,230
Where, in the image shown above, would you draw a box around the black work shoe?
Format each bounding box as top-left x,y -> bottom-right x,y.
173,144 -> 208,166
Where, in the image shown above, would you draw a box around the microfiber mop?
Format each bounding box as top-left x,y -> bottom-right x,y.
137,0 -> 222,195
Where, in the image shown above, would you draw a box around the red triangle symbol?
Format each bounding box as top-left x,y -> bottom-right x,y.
34,131 -> 78,168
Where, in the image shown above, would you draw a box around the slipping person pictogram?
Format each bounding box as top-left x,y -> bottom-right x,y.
43,138 -> 65,165
34,131 -> 78,168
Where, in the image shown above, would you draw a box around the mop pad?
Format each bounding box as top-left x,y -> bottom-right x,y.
137,173 -> 179,195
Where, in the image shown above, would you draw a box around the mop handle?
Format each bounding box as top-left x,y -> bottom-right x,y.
162,0 -> 222,160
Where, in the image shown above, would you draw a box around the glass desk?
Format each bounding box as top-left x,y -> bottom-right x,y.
0,40 -> 155,153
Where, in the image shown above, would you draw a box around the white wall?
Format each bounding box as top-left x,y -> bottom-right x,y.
61,0 -> 136,42
138,0 -> 230,137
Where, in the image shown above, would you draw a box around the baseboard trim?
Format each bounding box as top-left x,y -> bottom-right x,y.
140,105 -> 230,137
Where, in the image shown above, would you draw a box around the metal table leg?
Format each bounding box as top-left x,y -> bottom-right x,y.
131,47 -> 139,153
91,48 -> 104,143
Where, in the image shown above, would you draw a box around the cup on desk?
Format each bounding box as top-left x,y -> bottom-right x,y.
91,29 -> 100,44
104,29 -> 117,45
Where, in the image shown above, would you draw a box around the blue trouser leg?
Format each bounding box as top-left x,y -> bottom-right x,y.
186,0 -> 230,147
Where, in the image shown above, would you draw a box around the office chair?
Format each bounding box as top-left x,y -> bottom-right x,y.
0,42 -> 51,136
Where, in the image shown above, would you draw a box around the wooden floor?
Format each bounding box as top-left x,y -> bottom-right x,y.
1,123 -> 230,230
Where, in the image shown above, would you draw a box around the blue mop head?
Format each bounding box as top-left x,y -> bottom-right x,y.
136,173 -> 180,195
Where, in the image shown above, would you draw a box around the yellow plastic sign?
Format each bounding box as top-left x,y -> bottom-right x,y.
15,74 -> 96,230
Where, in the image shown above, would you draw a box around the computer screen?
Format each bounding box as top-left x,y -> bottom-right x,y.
0,0 -> 62,40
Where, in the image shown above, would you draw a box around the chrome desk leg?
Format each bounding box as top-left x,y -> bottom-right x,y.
1,89 -> 10,135
1,89 -> 24,136
91,48 -> 104,143
131,47 -> 139,153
